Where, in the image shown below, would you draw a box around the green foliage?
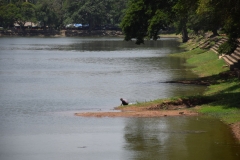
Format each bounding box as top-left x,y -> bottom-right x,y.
197,0 -> 240,39
121,0 -> 240,45
147,10 -> 169,40
64,0 -> 127,28
1,0 -> 240,43
0,1 -> 36,29
197,0 -> 222,36
0,0 -> 127,29
15,2 -> 36,29
36,0 -> 58,29
218,41 -> 236,55
0,3 -> 19,27
120,0 -> 148,44
121,0 -> 176,44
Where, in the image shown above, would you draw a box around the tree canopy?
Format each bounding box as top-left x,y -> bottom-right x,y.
120,0 -> 240,44
0,0 -> 127,29
0,0 -> 239,45
120,0 -> 175,44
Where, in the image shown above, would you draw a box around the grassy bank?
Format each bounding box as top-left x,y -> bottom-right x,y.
118,38 -> 240,140
170,46 -> 240,124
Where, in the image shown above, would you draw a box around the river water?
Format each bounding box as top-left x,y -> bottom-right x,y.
0,37 -> 239,160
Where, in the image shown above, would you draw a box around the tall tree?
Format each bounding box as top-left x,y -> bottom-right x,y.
36,0 -> 61,29
197,0 -> 223,36
120,0 -> 148,44
198,0 -> 240,45
172,0 -> 199,42
107,0 -> 127,25
0,3 -> 19,28
15,1 -> 36,30
64,0 -> 107,29
120,0 -> 176,44
64,0 -> 127,28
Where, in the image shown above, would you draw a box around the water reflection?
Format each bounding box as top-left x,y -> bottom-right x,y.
0,37 -> 181,52
124,117 -> 240,160
124,118 -> 170,160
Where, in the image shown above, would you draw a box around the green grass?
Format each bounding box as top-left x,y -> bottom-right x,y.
179,45 -> 240,124
176,45 -> 240,124
187,50 -> 218,65
170,47 -> 206,59
186,50 -> 229,77
199,78 -> 240,124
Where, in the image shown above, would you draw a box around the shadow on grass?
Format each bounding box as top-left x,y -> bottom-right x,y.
209,92 -> 240,109
164,70 -> 237,86
161,70 -> 239,109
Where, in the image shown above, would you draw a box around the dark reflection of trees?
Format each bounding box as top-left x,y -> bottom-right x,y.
182,117 -> 240,160
123,118 -> 169,160
67,38 -> 182,51
123,117 -> 240,160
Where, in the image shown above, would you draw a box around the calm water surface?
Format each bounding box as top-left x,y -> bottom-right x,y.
0,37 -> 239,160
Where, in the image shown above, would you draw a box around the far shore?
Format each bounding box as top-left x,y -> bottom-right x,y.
0,29 -> 124,37
0,29 -> 180,39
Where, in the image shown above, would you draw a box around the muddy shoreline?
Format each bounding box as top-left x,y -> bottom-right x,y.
75,108 -> 198,118
75,98 -> 201,118
75,104 -> 240,142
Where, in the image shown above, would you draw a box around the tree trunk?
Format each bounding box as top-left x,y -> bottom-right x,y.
211,29 -> 219,37
180,18 -> 189,43
182,25 -> 189,43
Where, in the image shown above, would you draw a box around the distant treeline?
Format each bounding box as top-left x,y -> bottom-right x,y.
1,0 -> 240,51
0,0 -> 127,30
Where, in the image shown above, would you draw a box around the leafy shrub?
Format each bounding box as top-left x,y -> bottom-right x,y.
218,41 -> 236,54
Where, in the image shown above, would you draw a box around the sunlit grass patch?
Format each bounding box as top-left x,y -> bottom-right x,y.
192,59 -> 228,77
187,50 -> 218,65
170,48 -> 206,58
199,105 -> 240,123
186,50 -> 228,77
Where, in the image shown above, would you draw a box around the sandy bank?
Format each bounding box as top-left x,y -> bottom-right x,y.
230,122 -> 240,142
75,105 -> 198,118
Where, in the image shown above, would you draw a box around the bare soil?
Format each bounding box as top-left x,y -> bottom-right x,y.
75,102 -> 198,118
74,109 -> 197,117
230,122 -> 240,142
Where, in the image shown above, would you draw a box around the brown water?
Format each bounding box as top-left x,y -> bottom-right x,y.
0,37 -> 239,160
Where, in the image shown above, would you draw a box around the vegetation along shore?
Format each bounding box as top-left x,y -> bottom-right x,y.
76,35 -> 240,142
